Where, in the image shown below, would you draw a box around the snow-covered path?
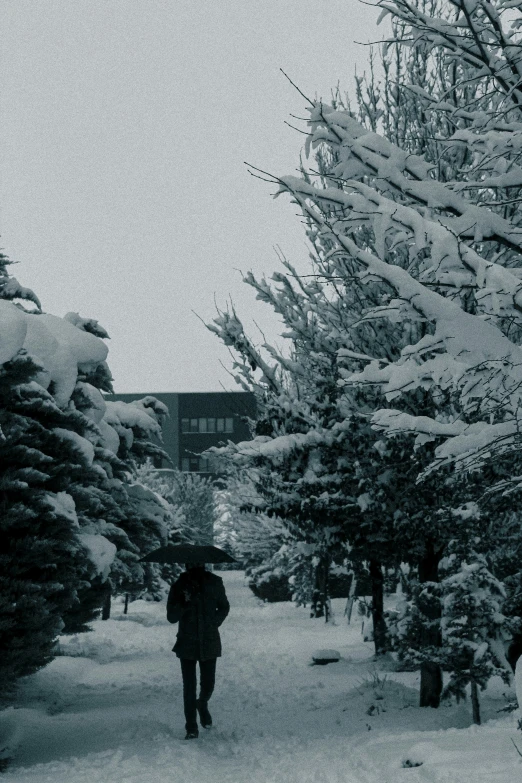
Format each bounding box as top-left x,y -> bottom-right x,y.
3,572 -> 521,782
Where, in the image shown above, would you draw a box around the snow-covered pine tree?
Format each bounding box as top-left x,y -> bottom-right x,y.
0,352 -> 97,698
208,223 -> 482,654
134,464 -> 218,587
165,471 -> 216,547
132,460 -> 186,592
247,0 -> 522,698
276,0 -> 522,481
86,402 -> 171,613
213,488 -> 242,567
207,13 -> 473,640
104,396 -> 170,470
0,256 -> 110,696
0,251 -> 170,658
437,557 -> 513,724
209,297 -> 400,630
207,308 -> 348,620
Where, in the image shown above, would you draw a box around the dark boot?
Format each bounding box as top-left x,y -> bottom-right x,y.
185,730 -> 199,740
196,698 -> 212,728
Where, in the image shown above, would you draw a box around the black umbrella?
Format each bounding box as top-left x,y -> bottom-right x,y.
139,543 -> 237,564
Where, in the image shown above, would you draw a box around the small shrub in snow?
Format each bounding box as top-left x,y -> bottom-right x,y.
437,558 -> 515,723
248,567 -> 292,603
391,557 -> 515,723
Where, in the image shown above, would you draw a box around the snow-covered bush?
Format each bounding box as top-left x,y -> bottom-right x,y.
387,556 -> 515,723
437,558 -> 515,724
248,565 -> 293,603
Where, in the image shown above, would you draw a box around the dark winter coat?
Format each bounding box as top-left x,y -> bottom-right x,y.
167,569 -> 230,661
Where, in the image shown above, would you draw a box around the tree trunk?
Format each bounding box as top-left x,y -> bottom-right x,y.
310,552 -> 330,621
101,582 -> 112,621
344,575 -> 357,625
471,680 -> 481,725
124,593 -> 130,615
418,540 -> 444,708
369,559 -> 387,655
419,662 -> 443,708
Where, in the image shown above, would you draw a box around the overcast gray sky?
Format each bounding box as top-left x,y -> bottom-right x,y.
1,0 -> 382,393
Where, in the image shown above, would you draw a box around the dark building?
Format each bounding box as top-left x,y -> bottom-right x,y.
108,391 -> 255,473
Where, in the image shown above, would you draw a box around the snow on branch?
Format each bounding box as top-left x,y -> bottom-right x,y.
279,175 -> 522,326
305,103 -> 522,254
279,175 -> 522,376
376,0 -> 522,113
207,306 -> 281,394
275,173 -> 522,475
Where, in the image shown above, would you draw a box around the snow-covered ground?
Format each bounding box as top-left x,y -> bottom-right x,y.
2,571 -> 521,782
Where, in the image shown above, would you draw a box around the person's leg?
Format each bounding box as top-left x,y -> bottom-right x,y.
196,658 -> 217,727
180,658 -> 198,735
199,658 -> 216,702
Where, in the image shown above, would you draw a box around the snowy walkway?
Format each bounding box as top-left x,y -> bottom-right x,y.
3,571 -> 521,782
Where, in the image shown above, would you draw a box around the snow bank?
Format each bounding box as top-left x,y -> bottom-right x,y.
0,709 -> 42,768
401,740 -> 450,767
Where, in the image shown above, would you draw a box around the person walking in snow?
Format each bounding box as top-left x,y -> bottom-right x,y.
167,563 -> 230,739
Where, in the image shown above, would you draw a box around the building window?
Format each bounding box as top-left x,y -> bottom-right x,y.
182,416 -> 234,435
181,457 -> 190,471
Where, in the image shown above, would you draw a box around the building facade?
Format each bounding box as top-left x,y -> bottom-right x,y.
108,391 -> 255,473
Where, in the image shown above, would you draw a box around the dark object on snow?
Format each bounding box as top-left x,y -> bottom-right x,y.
311,649 -> 341,665
311,658 -> 339,666
168,565 -> 229,735
248,573 -> 293,603
141,543 -> 237,565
